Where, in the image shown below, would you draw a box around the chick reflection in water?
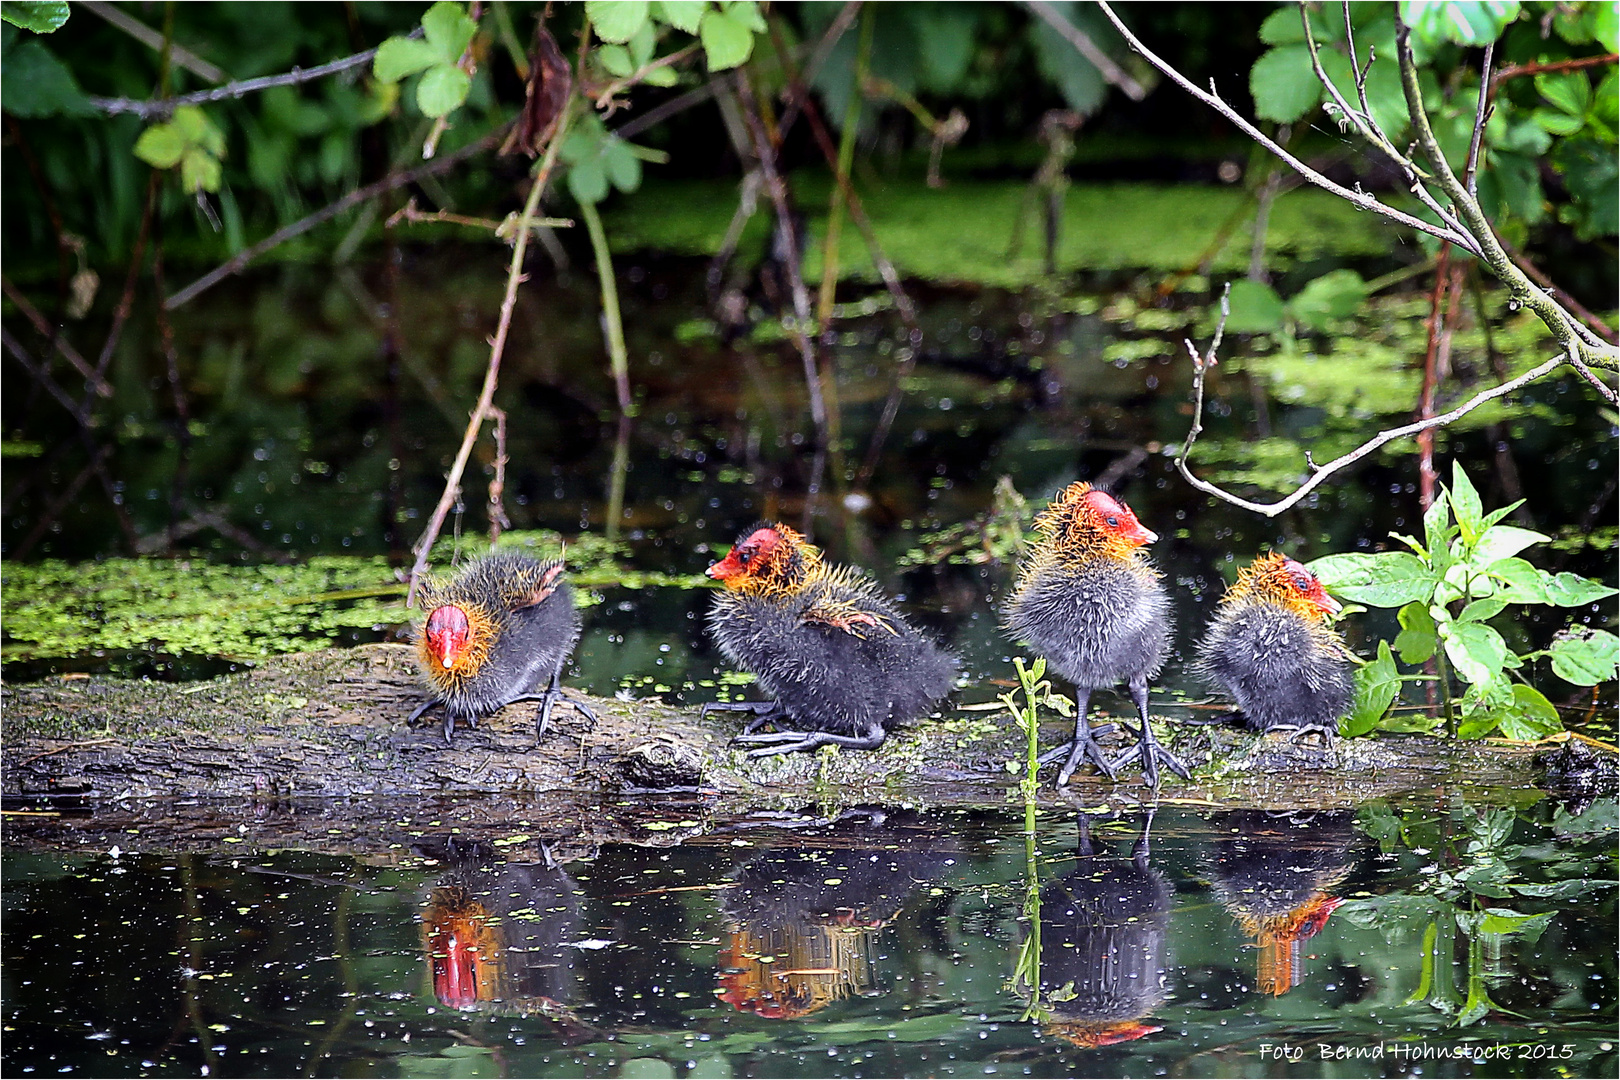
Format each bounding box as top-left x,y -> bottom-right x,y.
1206,810 -> 1354,996
717,813 -> 954,1019
1024,809 -> 1170,1049
418,838 -> 583,1020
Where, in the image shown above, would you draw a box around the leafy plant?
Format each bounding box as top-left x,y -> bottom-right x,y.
372,1 -> 480,119
998,656 -> 1075,803
133,105 -> 227,194
1311,461 -> 1618,739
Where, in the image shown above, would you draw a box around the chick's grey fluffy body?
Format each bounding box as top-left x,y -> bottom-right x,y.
707,569 -> 956,740
1196,601 -> 1352,732
1005,558 -> 1172,689
416,551 -> 581,721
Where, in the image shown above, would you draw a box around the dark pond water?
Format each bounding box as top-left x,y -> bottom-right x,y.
4,796 -> 1615,1078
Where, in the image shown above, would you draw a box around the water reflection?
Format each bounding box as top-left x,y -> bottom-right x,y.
2,797 -> 1613,1078
1027,809 -> 1169,1049
417,837 -> 584,1021
716,810 -> 956,1019
1206,809 -> 1354,997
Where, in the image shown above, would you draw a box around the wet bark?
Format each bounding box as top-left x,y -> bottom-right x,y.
2,644 -> 1560,854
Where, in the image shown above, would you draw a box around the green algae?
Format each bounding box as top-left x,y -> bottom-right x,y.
0,531 -> 711,665
604,177 -> 1396,288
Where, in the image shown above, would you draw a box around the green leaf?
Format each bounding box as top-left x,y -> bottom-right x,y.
653,0 -> 705,35
587,0 -> 650,43
1347,640 -> 1401,736
170,105 -> 223,156
133,123 -> 186,169
723,1 -> 766,33
1401,0 -> 1522,47
416,63 -> 470,118
1549,628 -> 1619,686
699,7 -> 754,70
1542,572 -> 1620,607
179,145 -> 221,193
1457,596 -> 1507,623
1286,269 -> 1368,331
1475,908 -> 1553,938
1595,0 -> 1620,51
1471,523 -> 1550,567
599,43 -> 635,77
602,137 -> 642,193
1395,600 -> 1438,663
568,156 -> 609,204
1443,622 -> 1508,685
1486,558 -> 1548,604
1250,44 -> 1322,123
423,0 -> 477,61
1258,5 -> 1306,44
641,65 -> 679,86
1423,495 -> 1455,577
0,38 -> 90,117
1,1 -> 69,32
1447,462 -> 1483,544
1532,107 -> 1586,136
1498,683 -> 1561,741
628,19 -> 656,67
374,35 -> 441,82
1307,551 -> 1435,607
1535,70 -> 1592,117
1222,278 -> 1286,333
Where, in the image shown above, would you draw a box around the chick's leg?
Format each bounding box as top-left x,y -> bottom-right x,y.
1036,688 -> 1117,784
506,670 -> 600,744
1108,676 -> 1191,787
703,700 -> 789,735
735,722 -> 887,757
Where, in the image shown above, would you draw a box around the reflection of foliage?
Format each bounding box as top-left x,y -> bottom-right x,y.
0,530 -> 710,662
900,475 -> 1031,568
1347,798 -> 1617,1026
1311,462 -> 1618,740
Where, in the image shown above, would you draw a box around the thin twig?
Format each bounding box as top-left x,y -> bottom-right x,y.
383,196 -> 572,233
96,172 -> 160,373
1094,0 -> 1478,252
165,126 -> 509,309
1465,43 -> 1494,198
79,0 -> 224,83
1177,346 -> 1564,517
1,278 -> 114,396
86,36 -> 415,117
407,114 -> 572,602
776,0 -> 863,139
1,329 -> 94,424
593,43 -> 701,109
486,406 -> 511,542
1491,52 -> 1618,90
734,69 -> 829,440
1023,0 -> 1148,101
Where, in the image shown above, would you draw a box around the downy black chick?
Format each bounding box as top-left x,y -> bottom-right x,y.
412,550 -> 598,744
1004,482 -> 1188,786
1196,553 -> 1352,741
704,522 -> 958,757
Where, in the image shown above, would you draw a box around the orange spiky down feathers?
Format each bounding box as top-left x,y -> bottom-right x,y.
1196,553 -> 1353,735
1026,482 -> 1161,567
704,522 -> 957,756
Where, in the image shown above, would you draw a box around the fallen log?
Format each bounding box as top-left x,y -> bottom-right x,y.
2,644 -> 1563,842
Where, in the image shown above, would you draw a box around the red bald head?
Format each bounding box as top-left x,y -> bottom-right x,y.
424,605 -> 472,669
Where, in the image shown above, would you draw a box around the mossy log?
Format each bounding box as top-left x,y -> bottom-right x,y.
1,644 -> 1565,854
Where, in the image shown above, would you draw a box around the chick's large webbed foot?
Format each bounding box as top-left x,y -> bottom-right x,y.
1108,678 -> 1191,787
702,699 -> 789,735
732,723 -> 887,758
1038,689 -> 1118,785
506,671 -> 600,743
406,699 -> 464,746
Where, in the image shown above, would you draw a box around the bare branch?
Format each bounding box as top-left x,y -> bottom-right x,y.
1176,347 -> 1565,518
1392,15 -> 1619,373
407,114 -> 572,602
1093,1 -> 1478,251
79,0 -> 224,84
0,278 -> 113,396
1465,43 -> 1494,198
87,37 -> 411,118
165,125 -> 510,309
1023,0 -> 1148,101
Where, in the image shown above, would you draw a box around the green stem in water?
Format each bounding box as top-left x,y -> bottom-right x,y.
578,198 -> 633,416
815,5 -> 873,325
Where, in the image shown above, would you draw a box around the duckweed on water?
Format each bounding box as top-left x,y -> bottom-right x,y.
1,531 -> 711,664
